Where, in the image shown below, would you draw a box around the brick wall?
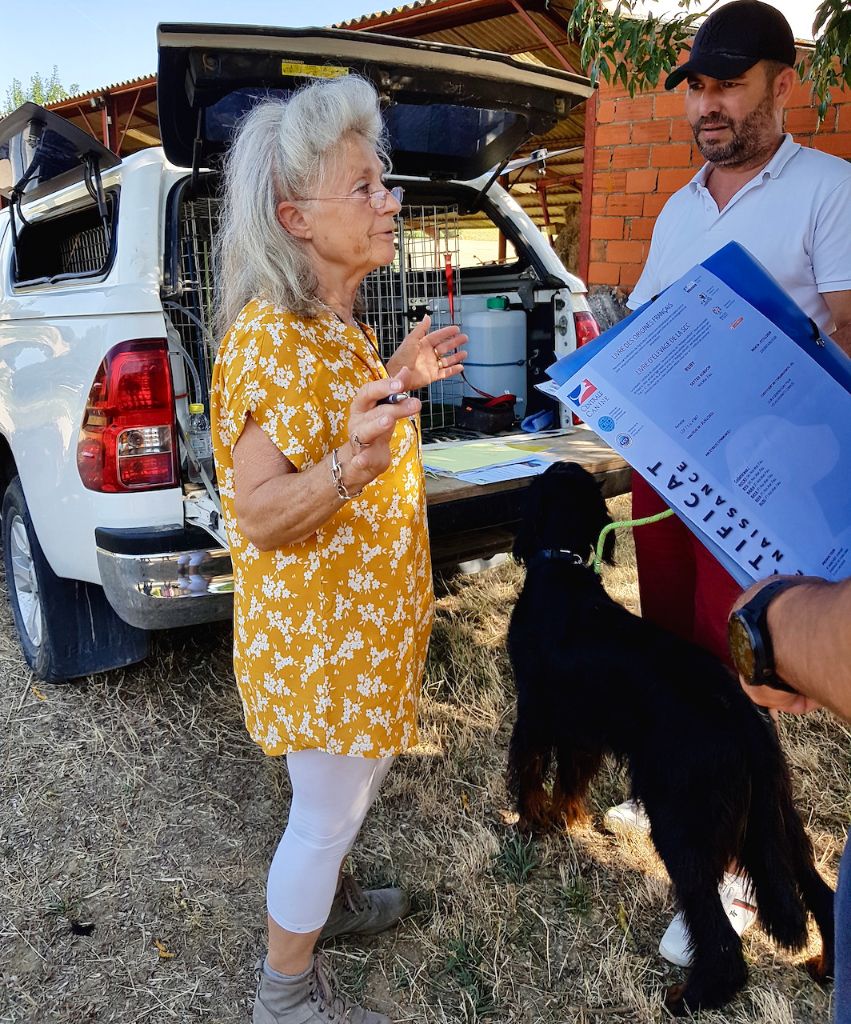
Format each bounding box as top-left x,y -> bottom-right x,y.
587,73 -> 851,296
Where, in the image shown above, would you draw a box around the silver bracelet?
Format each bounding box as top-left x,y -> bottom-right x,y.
330,447 -> 362,501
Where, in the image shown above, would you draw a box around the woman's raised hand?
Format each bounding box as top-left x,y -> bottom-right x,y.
340,368 -> 421,492
387,315 -> 468,391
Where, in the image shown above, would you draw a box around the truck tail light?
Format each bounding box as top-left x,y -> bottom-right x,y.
572,312 -> 602,425
77,340 -> 178,492
574,311 -> 601,349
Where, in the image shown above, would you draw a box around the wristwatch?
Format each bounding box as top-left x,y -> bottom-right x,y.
728,579 -> 803,692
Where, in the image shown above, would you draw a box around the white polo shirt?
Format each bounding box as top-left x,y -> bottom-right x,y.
628,134 -> 851,334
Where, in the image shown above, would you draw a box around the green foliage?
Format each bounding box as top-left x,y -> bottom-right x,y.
558,873 -> 592,917
439,932 -> 496,1015
569,0 -> 700,93
568,0 -> 850,125
493,833 -> 540,883
44,892 -> 81,919
2,66 -> 80,116
800,0 -> 851,120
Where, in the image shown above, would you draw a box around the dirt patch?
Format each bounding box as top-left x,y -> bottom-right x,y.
1,495 -> 847,1022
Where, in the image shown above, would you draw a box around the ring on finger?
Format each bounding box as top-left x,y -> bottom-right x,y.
351,433 -> 370,454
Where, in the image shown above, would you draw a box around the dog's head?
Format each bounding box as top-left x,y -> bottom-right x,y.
512,462 -> 616,567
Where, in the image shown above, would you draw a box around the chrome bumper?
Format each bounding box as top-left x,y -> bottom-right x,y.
96,539 -> 233,629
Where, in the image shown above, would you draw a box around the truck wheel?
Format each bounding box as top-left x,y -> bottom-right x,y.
1,476 -> 149,682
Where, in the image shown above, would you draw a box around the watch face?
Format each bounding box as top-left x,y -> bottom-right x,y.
728,614 -> 756,682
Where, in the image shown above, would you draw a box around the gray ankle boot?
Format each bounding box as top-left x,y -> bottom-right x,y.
320,874 -> 409,942
253,953 -> 390,1024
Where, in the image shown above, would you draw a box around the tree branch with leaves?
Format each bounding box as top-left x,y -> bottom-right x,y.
568,0 -> 850,121
2,66 -> 80,117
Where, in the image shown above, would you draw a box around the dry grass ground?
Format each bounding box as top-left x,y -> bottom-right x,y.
1,495 -> 848,1023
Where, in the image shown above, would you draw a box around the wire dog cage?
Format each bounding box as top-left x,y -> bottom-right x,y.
168,194 -> 220,410
363,203 -> 464,433
168,196 -> 465,435
57,224 -> 110,276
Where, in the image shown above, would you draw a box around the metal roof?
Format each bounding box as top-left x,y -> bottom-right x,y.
38,2 -> 590,229
45,75 -> 159,156
46,73 -> 157,107
333,0 -> 590,230
337,1 -> 436,28
336,1 -> 584,78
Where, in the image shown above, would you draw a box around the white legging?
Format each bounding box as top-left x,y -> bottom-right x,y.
266,749 -> 394,933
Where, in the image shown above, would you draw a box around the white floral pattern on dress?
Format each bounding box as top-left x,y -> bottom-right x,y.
211,299 -> 434,757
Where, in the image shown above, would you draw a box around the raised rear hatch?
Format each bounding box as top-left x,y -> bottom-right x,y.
0,101 -> 119,202
156,23 -> 592,179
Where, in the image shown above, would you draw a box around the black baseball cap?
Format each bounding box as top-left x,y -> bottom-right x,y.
665,0 -> 796,90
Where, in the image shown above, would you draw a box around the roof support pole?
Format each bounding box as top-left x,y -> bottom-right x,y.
577,91 -> 598,283
498,173 -> 508,263
74,105 -> 100,141
100,102 -> 110,150
117,87 -> 144,155
538,180 -> 554,246
505,0 -> 577,74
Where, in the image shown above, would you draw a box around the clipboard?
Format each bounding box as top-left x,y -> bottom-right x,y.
549,242 -> 850,391
546,242 -> 851,588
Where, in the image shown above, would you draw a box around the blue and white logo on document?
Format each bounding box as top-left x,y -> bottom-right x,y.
567,379 -> 598,408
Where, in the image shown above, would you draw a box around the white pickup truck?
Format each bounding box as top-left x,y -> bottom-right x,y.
0,24 -> 617,682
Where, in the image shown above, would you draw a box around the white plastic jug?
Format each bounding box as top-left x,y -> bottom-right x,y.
462,297 -> 527,417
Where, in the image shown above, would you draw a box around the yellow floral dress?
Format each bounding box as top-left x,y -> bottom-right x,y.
211,298 -> 434,758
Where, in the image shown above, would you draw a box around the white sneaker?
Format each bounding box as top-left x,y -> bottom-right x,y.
659,872 -> 758,968
603,799 -> 651,835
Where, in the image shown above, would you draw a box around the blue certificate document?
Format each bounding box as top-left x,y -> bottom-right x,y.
547,264 -> 851,585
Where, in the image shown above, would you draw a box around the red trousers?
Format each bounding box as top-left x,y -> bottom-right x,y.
631,473 -> 743,670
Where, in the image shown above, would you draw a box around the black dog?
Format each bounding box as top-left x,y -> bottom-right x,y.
506,461 -> 834,1015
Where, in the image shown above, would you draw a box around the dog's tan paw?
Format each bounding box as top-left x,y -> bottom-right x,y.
805,951 -> 833,985
554,797 -> 588,828
664,983 -> 689,1017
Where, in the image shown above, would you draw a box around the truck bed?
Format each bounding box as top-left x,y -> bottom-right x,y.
426,428 -> 630,569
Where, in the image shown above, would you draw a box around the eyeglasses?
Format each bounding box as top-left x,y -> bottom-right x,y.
302,185 -> 404,210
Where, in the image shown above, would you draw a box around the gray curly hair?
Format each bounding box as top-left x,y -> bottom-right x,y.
214,74 -> 389,337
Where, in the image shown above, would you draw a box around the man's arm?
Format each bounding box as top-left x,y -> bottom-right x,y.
811,171 -> 851,355
824,289 -> 851,357
731,576 -> 851,722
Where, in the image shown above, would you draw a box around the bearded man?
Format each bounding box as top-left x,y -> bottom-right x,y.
602,0 -> 851,971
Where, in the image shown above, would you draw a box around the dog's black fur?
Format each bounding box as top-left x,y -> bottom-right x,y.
506,462 -> 834,1015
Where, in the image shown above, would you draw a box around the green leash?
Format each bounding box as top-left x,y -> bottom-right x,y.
593,508 -> 675,575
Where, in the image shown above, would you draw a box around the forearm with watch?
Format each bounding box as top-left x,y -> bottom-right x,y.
729,576 -> 851,722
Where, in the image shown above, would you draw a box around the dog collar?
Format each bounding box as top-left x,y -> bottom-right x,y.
526,548 -> 586,571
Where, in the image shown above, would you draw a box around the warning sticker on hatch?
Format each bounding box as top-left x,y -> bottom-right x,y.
281,61 -> 349,79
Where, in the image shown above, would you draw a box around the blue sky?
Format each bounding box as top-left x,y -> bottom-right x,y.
1,1 -> 384,101
0,0 -> 819,105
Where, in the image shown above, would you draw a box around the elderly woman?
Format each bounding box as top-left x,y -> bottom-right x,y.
210,75 -> 466,1024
